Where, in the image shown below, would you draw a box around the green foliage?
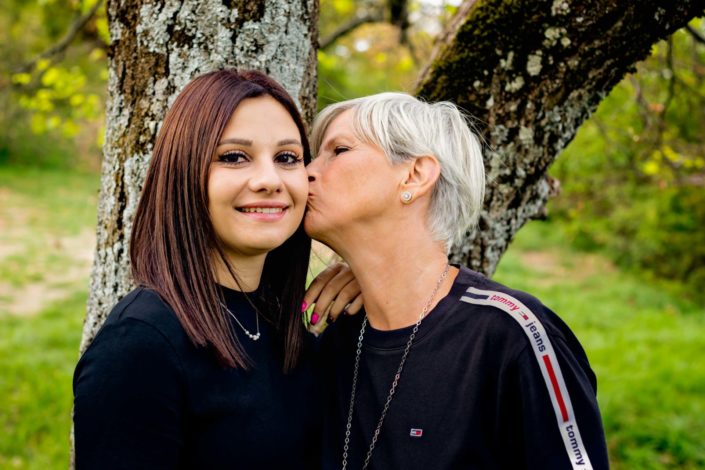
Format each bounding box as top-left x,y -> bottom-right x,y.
317,0 -> 457,107
552,18 -> 705,303
495,221 -> 705,469
0,0 -> 107,168
14,58 -> 106,138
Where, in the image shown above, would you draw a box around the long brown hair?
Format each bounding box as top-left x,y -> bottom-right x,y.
130,70 -> 312,371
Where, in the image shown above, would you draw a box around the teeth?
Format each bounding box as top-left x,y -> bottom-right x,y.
239,207 -> 284,214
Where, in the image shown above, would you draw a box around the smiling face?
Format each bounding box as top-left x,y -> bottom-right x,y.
208,95 -> 308,261
305,109 -> 406,247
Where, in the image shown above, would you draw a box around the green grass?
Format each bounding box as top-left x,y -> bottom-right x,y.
0,165 -> 100,235
0,165 -> 98,467
0,166 -> 99,303
0,292 -> 84,469
494,221 -> 705,469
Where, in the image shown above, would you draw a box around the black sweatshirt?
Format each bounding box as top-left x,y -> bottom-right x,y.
319,266 -> 609,469
73,286 -> 321,469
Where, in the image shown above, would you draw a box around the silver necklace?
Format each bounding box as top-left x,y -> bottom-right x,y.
220,302 -> 260,341
341,264 -> 450,470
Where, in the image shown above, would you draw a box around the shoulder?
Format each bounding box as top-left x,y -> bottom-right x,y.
100,287 -> 188,344
448,266 -> 587,360
452,266 -> 547,319
80,288 -> 192,367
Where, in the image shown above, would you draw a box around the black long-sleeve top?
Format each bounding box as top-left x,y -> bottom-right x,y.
73,286 -> 321,469
320,266 -> 609,469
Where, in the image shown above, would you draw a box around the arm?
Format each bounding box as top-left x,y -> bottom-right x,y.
73,319 -> 185,469
501,336 -> 610,470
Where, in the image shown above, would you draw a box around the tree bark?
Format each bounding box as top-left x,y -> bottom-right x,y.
416,0 -> 705,276
80,0 -> 319,355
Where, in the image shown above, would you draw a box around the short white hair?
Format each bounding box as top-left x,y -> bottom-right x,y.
311,92 -> 485,252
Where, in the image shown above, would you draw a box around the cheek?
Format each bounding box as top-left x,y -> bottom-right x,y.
286,169 -> 309,203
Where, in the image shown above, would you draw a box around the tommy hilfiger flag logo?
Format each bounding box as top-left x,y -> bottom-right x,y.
409,428 -> 423,437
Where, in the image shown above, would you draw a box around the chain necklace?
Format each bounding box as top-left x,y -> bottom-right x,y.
220,302 -> 260,341
341,264 -> 450,470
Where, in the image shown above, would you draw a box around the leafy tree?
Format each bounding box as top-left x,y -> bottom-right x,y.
553,19 -> 705,298
0,0 -> 107,167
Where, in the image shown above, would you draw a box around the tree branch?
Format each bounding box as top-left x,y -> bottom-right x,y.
414,0 -> 705,275
319,12 -> 384,50
686,24 -> 705,45
16,0 -> 105,73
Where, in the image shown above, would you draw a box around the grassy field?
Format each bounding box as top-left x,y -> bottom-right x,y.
1,165 -> 704,468
0,165 -> 99,469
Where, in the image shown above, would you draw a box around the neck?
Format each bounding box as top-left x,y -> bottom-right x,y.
212,250 -> 267,292
326,222 -> 456,331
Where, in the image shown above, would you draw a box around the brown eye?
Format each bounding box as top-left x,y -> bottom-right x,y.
275,152 -> 303,165
219,151 -> 248,164
333,146 -> 349,156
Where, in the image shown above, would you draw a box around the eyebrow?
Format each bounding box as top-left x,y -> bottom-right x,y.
217,138 -> 302,147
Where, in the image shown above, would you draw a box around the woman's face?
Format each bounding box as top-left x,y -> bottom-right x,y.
305,109 -> 405,244
208,95 -> 308,259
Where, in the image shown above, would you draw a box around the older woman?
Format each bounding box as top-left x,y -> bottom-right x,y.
305,93 -> 609,469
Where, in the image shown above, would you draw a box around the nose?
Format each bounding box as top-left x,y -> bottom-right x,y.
306,157 -> 319,182
249,159 -> 282,193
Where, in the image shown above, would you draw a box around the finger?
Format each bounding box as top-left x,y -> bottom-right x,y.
310,269 -> 356,323
326,280 -> 361,323
309,302 -> 334,336
343,294 -> 364,316
303,263 -> 344,311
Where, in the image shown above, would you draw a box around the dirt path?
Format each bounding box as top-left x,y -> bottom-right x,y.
0,190 -> 96,316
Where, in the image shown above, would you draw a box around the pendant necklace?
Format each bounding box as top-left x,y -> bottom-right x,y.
341,264 -> 450,470
220,302 -> 260,341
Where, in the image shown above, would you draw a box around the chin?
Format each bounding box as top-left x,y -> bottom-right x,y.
305,216 -> 338,249
303,214 -> 323,240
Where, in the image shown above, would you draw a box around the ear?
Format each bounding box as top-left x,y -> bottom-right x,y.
399,155 -> 441,202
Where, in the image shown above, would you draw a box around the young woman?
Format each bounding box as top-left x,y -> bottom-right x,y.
306,93 -> 610,469
73,70 -> 359,468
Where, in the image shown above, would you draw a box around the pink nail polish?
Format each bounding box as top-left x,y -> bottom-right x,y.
311,312 -> 319,325
301,301 -> 308,312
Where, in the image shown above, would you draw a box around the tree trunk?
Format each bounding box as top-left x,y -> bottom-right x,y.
80,0 -> 319,355
416,0 -> 705,276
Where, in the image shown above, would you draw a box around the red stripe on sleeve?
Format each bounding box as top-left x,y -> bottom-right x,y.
542,354 -> 569,422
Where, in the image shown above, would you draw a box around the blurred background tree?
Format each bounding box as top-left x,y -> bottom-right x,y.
553,22 -> 705,301
0,0 -> 107,170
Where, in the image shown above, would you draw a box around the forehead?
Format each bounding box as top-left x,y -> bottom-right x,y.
323,109 -> 356,140
225,95 -> 298,134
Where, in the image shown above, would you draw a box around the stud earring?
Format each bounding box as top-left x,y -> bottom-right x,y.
401,191 -> 413,203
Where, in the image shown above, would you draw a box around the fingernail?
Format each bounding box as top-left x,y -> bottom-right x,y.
301,301 -> 308,312
310,312 -> 319,325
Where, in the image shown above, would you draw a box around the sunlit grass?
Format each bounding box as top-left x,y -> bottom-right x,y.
0,291 -> 84,469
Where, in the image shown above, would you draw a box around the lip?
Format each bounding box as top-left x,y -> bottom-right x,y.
238,201 -> 289,209
235,202 -> 289,221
